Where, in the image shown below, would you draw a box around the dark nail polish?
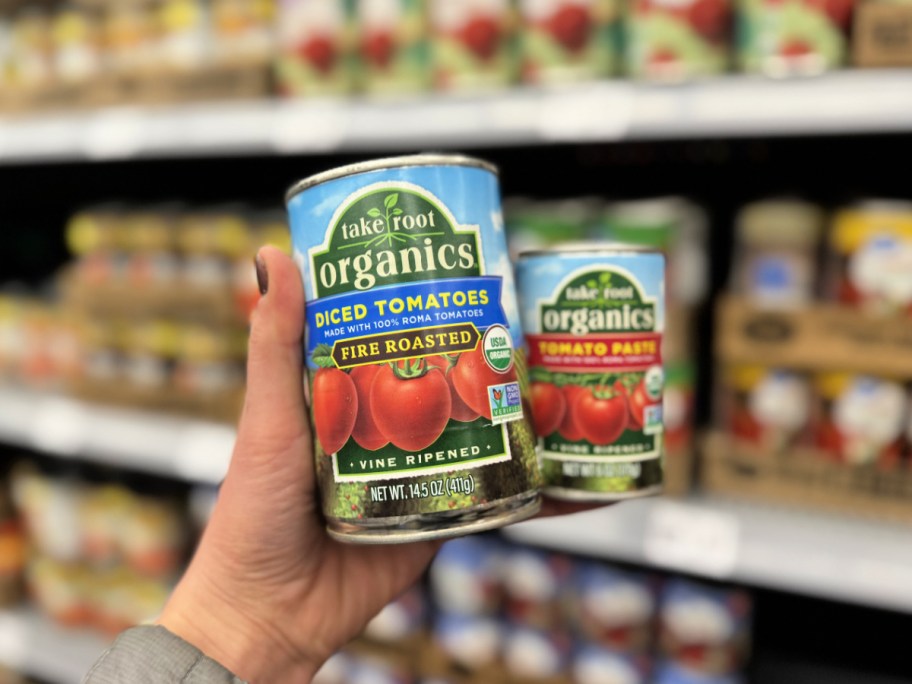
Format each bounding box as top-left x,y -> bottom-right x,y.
254,254 -> 268,295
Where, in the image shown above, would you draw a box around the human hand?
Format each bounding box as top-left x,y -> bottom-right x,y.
157,246 -> 599,683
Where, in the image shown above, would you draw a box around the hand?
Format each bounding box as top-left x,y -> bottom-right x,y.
158,246 -> 599,682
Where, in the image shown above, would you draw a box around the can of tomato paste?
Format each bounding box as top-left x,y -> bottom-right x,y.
286,155 -> 541,543
517,246 -> 665,500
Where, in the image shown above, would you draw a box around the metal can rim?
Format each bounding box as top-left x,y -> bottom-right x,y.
285,154 -> 499,204
518,242 -> 662,258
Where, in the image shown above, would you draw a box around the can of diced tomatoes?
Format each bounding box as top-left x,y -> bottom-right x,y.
286,155 -> 541,543
517,246 -> 665,500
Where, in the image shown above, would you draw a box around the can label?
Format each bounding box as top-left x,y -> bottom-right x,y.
518,251 -> 665,496
288,162 -> 539,527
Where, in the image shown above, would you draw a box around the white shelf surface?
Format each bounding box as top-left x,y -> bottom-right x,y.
0,70 -> 910,162
0,606 -> 110,684
0,387 -> 235,483
507,495 -> 912,614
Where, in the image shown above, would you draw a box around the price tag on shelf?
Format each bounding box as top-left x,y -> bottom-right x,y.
29,397 -> 86,456
82,109 -> 145,160
271,100 -> 348,153
537,84 -> 633,141
643,501 -> 740,578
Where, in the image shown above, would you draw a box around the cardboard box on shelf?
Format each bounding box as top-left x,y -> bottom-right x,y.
853,1 -> 912,67
702,432 -> 912,525
716,296 -> 912,378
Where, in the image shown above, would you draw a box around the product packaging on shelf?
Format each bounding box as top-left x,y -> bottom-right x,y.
275,0 -> 354,97
355,0 -> 429,94
317,535 -> 752,683
518,0 -> 620,84
625,0 -> 732,80
9,459 -> 190,635
730,199 -> 824,308
709,196 -> 912,523
852,0 -> 912,67
429,0 -> 516,91
736,0 -> 855,75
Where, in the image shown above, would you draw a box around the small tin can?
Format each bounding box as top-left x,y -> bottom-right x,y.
518,0 -> 620,84
517,246 -> 665,500
286,155 -> 541,543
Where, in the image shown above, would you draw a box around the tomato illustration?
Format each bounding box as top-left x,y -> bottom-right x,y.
687,0 -> 730,40
371,361 -> 452,451
558,384 -> 586,441
361,30 -> 394,68
530,382 -> 566,437
350,365 -> 389,451
298,35 -> 336,74
547,4 -> 591,53
458,15 -> 501,61
312,368 -> 358,454
427,355 -> 480,422
627,378 -> 660,431
575,386 -> 629,445
451,347 -> 517,420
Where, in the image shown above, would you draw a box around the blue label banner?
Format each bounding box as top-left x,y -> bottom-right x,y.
306,276 -> 507,353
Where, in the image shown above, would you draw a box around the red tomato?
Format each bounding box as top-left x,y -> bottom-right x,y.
361,30 -> 395,68
530,382 -> 567,437
731,404 -> 762,444
451,347 -> 517,420
558,384 -> 586,441
312,368 -> 358,455
371,364 -> 452,451
546,4 -> 591,53
458,16 -> 501,61
627,378 -> 660,431
427,355 -> 480,422
299,36 -> 336,74
350,365 -> 389,451
574,386 -> 629,445
687,0 -> 730,40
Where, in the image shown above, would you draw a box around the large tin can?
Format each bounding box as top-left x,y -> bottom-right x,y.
286,155 -> 541,543
517,246 -> 665,500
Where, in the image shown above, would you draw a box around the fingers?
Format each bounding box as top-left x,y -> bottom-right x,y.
235,246 -> 311,458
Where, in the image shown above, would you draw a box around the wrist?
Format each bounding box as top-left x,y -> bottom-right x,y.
157,572 -> 320,683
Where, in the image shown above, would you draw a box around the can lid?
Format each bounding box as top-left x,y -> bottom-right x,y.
737,199 -> 824,247
518,241 -> 661,258
285,154 -> 499,204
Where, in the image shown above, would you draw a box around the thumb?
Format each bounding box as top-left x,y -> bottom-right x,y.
235,246 -> 311,458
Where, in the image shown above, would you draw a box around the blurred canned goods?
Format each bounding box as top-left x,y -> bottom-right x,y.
625,0 -> 731,80
827,200 -> 912,315
811,372 -> 907,469
720,364 -> 811,454
275,0 -> 354,96
518,0 -> 620,84
429,0 -> 516,90
356,0 -> 429,94
730,199 -> 824,308
736,0 -> 854,75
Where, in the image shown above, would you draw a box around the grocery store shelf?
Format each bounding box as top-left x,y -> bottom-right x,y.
0,387 -> 235,483
507,495 -> 912,615
0,606 -> 109,684
1,70 -> 911,163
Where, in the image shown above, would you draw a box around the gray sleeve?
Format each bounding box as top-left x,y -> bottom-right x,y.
83,625 -> 247,684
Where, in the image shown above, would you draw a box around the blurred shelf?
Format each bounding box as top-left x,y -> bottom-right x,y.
1,70 -> 911,163
507,495 -> 912,615
0,387 -> 235,484
0,606 -> 109,684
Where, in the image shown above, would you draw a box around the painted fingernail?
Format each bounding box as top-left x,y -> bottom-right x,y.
254,253 -> 268,295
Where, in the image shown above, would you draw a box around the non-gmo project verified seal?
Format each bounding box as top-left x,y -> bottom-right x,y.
488,382 -> 522,425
